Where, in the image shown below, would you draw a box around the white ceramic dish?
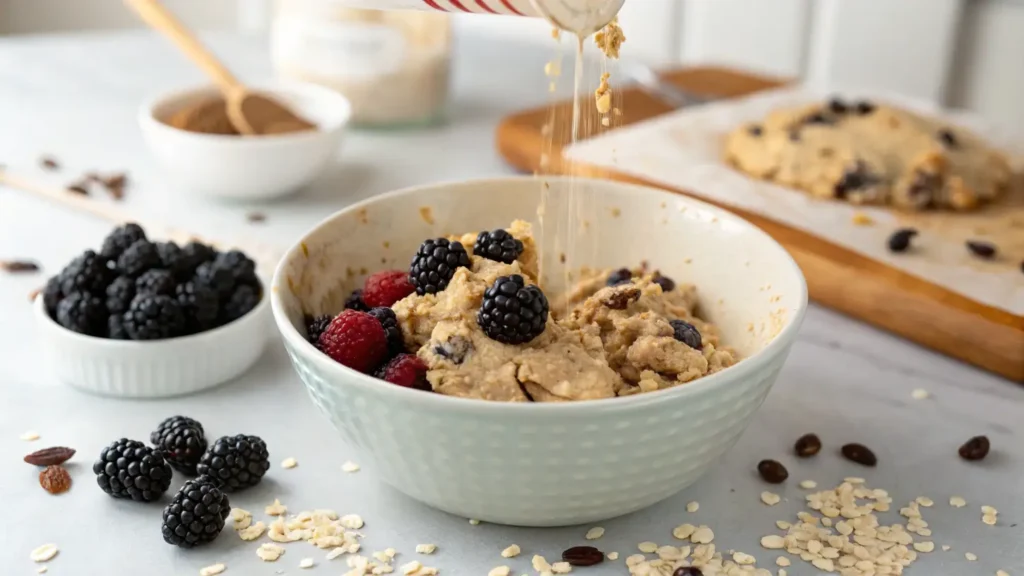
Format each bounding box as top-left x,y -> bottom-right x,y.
34,288 -> 271,398
139,82 -> 350,200
271,176 -> 807,527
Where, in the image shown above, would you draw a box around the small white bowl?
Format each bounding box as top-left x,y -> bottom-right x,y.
271,176 -> 807,527
34,290 -> 271,398
139,82 -> 350,200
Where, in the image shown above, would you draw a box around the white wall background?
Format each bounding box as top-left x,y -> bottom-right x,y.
1,0 -> 1021,132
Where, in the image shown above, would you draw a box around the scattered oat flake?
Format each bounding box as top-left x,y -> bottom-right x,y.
983,514 -> 998,526
469,518 -> 481,525
532,555 -> 551,573
298,557 -> 315,569
776,556 -> 790,567
950,496 -> 967,507
488,567 -> 510,576
686,501 -> 700,512
501,544 -> 521,558
843,477 -> 865,484
21,431 -> 40,441
672,523 -> 696,540
761,535 -> 785,549
982,505 -> 998,515
942,545 -> 951,551
341,514 -> 364,529
551,561 -> 572,574
911,388 -> 930,399
239,521 -> 267,541
342,461 -> 361,473
914,541 -> 935,553
326,548 -> 347,561
637,542 -> 658,553
230,508 -> 253,530
281,457 -> 298,469
606,551 -> 619,560
916,496 -> 934,507
966,552 -> 978,561
997,571 -> 1010,576
761,491 -> 781,506
799,480 -> 817,489
690,525 -> 714,544
199,563 -> 226,576
36,568 -> 47,574
585,526 -> 605,540
266,499 -> 287,516
30,544 -> 58,563
257,543 -> 286,562
415,544 -> 436,555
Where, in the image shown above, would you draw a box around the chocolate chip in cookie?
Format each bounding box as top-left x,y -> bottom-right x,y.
899,171 -> 942,210
804,111 -> 834,126
937,128 -> 958,149
834,162 -> 882,201
602,287 -> 641,310
887,228 -> 918,253
966,240 -> 997,259
828,97 -> 849,114
854,101 -> 876,115
747,124 -> 763,137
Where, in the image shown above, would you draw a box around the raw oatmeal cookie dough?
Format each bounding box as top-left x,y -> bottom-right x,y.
724,99 -> 1012,211
392,221 -> 737,402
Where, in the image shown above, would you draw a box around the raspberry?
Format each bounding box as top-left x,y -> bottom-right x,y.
136,269 -> 175,297
58,249 -> 114,296
56,292 -> 107,336
670,319 -> 703,350
304,314 -> 333,347
409,238 -> 471,295
117,240 -> 161,278
318,310 -> 388,373
473,229 -> 524,264
362,270 -> 415,308
477,274 -> 549,344
374,354 -> 430,391
606,267 -> 633,287
100,223 -> 147,260
344,289 -> 369,312
368,307 -> 404,355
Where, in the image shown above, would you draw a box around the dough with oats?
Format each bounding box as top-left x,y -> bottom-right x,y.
724,99 -> 1012,211
392,221 -> 737,402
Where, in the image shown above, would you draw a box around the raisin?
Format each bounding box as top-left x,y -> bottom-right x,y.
794,433 -> 822,458
966,241 -> 996,259
757,459 -> 788,484
888,228 -> 918,253
39,465 -> 72,495
958,436 -> 990,461
562,546 -> 604,567
841,443 -> 877,466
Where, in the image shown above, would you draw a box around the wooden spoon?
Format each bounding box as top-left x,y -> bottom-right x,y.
124,0 -> 315,136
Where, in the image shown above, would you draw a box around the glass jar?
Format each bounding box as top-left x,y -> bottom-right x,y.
271,0 -> 452,128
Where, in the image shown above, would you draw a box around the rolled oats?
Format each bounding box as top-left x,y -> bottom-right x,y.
585,527 -> 605,540
20,431 -> 40,441
686,501 -> 700,512
501,545 -> 521,558
761,491 -> 782,506
266,499 -> 287,516
415,544 -> 437,555
776,556 -> 790,567
966,552 -> 978,561
532,555 -> 552,573
30,544 -> 58,563
469,519 -> 481,526
799,480 -> 817,489
327,548 -> 348,561
551,562 -> 572,574
341,514 -> 365,529
949,496 -> 967,508
911,388 -> 930,399
915,496 -> 934,507
637,541 -> 658,553
913,542 -> 934,553
761,535 -> 785,549
983,514 -> 998,526
342,461 -> 361,473
230,508 -> 253,530
257,543 -> 286,562
299,558 -> 315,569
281,457 -> 298,469
239,521 -> 266,541
401,561 -> 422,575
488,567 -> 510,576
996,571 -> 1010,576
607,552 -> 619,560
199,563 -> 226,576
691,525 -> 715,544
673,523 -> 696,540
36,568 -> 47,574
734,552 -> 756,565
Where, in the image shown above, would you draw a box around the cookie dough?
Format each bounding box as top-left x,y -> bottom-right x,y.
724,99 -> 1012,211
392,221 -> 737,402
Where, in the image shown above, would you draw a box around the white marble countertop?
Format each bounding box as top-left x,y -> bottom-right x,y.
1,30 -> 1021,576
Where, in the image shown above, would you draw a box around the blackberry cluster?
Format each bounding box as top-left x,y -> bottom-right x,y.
606,267 -> 633,286
42,224 -> 263,340
344,289 -> 369,311
304,314 -> 333,347
670,319 -> 703,350
196,434 -> 271,492
93,439 -> 173,502
478,274 -> 549,344
151,416 -> 208,474
368,307 -> 404,355
473,229 -> 524,264
409,238 -> 471,295
161,476 -> 230,548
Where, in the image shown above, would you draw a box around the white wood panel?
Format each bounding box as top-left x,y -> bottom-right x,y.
678,0 -> 811,78
948,0 -> 1024,134
806,0 -> 964,104
0,0 -> 239,34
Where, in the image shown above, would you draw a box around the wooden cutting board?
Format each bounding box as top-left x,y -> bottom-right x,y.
496,66 -> 1024,383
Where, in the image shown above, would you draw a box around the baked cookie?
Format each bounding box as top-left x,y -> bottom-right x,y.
724,98 -> 1012,211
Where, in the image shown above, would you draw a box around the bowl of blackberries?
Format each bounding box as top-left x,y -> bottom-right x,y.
34,223 -> 271,398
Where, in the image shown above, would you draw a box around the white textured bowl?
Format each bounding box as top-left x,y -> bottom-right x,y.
139,82 -> 350,200
34,290 -> 271,398
271,177 -> 807,526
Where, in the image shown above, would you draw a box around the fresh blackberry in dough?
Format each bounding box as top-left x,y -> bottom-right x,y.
478,274 -> 549,345
473,229 -> 524,264
606,267 -> 633,286
409,238 -> 471,295
368,307 -> 404,356
670,319 -> 703,350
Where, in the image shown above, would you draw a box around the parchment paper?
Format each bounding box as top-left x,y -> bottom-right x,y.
564,86 -> 1024,316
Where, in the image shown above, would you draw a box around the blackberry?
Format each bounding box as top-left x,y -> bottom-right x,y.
305,314 -> 333,346
105,275 -> 136,314
473,229 -> 524,264
123,294 -> 186,340
213,250 -> 258,288
195,261 -> 234,299
155,241 -> 188,279
409,238 -> 471,295
222,284 -> 260,322
175,281 -> 219,334
196,434 -> 270,492
92,438 -> 173,502
100,223 -> 147,260
136,269 -> 175,297
108,314 -> 129,340
477,274 -> 549,344
670,319 -> 703,350
344,289 -> 369,312
58,249 -> 113,296
652,272 -> 676,292
606,267 -> 633,286
179,241 -> 217,276
56,292 -> 107,336
151,416 -> 208,475
161,475 -> 230,548
368,307 -> 404,355
42,276 -> 62,318
117,240 -> 161,277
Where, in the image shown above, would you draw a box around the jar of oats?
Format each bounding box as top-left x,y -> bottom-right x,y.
271,0 -> 452,128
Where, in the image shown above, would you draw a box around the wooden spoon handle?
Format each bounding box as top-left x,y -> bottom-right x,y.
123,0 -> 241,95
